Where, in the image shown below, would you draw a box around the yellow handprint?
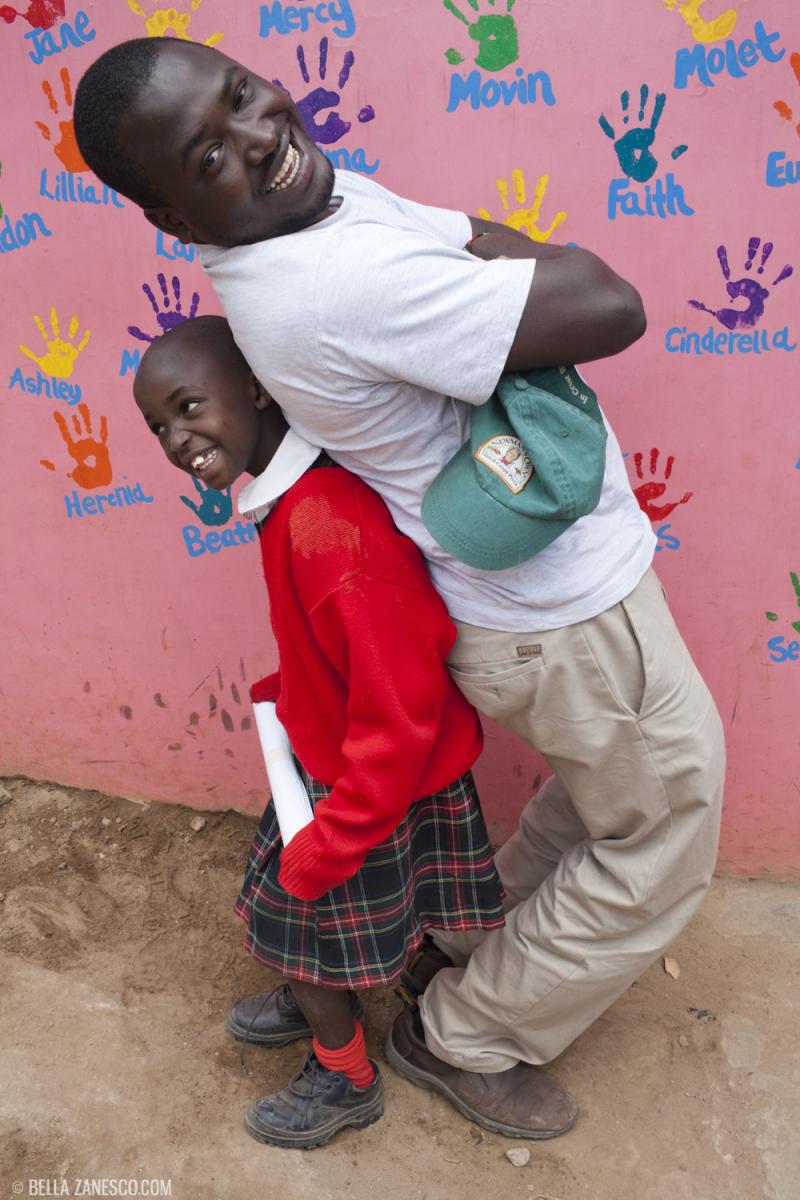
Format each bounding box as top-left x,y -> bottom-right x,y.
478,169 -> 567,243
127,0 -> 223,46
19,309 -> 91,380
662,0 -> 739,44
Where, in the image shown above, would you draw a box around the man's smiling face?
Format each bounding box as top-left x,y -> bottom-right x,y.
120,41 -> 337,247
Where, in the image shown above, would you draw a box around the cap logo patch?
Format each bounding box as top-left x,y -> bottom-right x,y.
474,435 -> 533,494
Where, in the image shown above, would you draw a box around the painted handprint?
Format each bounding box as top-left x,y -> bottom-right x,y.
126,0 -> 223,46
661,0 -> 738,44
185,663 -> 252,748
632,449 -> 693,521
273,39 -> 375,146
765,572 -> 800,635
444,0 -> 518,72
0,0 -> 65,29
40,405 -> 112,490
127,274 -> 200,344
773,52 -> 800,139
35,68 -> 89,173
599,86 -> 687,184
478,169 -> 566,243
689,239 -> 793,331
180,479 -> 232,527
20,308 -> 91,379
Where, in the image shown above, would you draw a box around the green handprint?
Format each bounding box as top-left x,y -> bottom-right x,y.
765,572 -> 800,635
444,0 -> 519,73
180,477 -> 232,526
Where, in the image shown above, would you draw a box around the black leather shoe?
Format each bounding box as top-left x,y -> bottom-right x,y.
228,984 -> 364,1047
245,1052 -> 384,1149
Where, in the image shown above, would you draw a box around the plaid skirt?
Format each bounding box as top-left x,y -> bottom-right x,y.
234,766 -> 504,989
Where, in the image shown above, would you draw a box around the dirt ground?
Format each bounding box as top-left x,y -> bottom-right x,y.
1,777 -> 798,1200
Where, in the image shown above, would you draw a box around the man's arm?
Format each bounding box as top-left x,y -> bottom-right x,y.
467,215 -> 647,370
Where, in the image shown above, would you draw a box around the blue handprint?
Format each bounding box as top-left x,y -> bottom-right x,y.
444,0 -> 519,72
273,38 -> 375,146
689,238 -> 794,331
127,274 -> 200,345
599,85 -> 687,184
180,478 -> 232,526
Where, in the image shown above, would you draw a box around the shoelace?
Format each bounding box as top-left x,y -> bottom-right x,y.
238,988 -> 281,1075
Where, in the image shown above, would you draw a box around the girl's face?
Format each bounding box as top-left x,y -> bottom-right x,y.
133,329 -> 279,491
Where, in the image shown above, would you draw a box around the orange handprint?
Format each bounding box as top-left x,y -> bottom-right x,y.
632,449 -> 693,521
19,308 -> 91,380
774,52 -> 800,139
41,405 -> 113,490
35,67 -> 88,173
126,0 -> 223,46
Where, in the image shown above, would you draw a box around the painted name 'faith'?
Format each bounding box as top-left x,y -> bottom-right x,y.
608,174 -> 694,220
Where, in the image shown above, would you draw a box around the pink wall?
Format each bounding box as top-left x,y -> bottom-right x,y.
1,0 -> 798,876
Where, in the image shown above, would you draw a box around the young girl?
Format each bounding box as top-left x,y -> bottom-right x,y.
133,315 -> 504,1150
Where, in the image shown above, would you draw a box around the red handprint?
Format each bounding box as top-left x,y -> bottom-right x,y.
632,449 -> 693,521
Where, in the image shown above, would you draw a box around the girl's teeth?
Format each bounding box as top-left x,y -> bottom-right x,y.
192,449 -> 217,471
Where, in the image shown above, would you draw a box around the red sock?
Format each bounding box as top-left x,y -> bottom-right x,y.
313,1021 -> 375,1089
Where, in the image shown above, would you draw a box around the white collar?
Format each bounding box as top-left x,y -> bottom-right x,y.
237,429 -> 322,524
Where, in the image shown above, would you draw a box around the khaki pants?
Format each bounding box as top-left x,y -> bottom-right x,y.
421,567 -> 725,1071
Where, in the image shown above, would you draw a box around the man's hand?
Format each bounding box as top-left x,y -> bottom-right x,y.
467,215 -> 646,369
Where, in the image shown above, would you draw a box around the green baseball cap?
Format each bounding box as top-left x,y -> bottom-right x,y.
421,366 -> 607,570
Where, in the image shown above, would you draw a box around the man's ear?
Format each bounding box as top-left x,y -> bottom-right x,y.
143,207 -> 196,245
251,372 -> 272,410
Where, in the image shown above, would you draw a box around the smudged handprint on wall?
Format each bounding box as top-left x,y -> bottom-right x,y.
40,404 -> 113,490
478,168 -> 566,242
631,449 -> 693,521
127,274 -> 200,344
773,52 -> 800,139
180,479 -> 233,527
273,39 -> 375,145
0,0 -> 64,29
599,86 -> 687,183
35,68 -> 88,173
20,308 -> 91,379
661,0 -> 738,44
126,0 -> 223,46
689,239 -> 794,330
444,0 -> 519,72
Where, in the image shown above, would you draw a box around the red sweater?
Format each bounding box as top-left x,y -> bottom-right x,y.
250,464 -> 484,901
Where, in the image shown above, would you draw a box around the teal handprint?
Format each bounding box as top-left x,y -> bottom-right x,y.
180,478 -> 232,527
444,0 -> 519,73
599,85 -> 687,184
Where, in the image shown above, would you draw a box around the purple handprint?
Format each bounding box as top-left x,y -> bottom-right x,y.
127,273 -> 200,344
689,239 -> 793,331
274,38 -> 375,146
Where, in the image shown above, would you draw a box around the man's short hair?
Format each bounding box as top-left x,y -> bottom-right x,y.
75,38 -> 182,208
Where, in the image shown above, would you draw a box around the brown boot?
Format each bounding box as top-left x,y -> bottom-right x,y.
385,1008 -> 577,1140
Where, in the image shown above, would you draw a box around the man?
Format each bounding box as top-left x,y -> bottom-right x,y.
74,38 -> 725,1140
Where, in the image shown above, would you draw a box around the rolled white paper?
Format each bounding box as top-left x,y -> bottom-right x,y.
252,701 -> 314,845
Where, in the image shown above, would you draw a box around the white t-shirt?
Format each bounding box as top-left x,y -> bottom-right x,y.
199,171 -> 654,631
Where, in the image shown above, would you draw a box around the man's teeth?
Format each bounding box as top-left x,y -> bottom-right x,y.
267,143 -> 301,193
191,449 -> 218,471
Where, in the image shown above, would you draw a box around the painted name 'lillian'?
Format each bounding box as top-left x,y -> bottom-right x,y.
447,67 -> 556,113
664,325 -> 797,355
40,167 -> 124,208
